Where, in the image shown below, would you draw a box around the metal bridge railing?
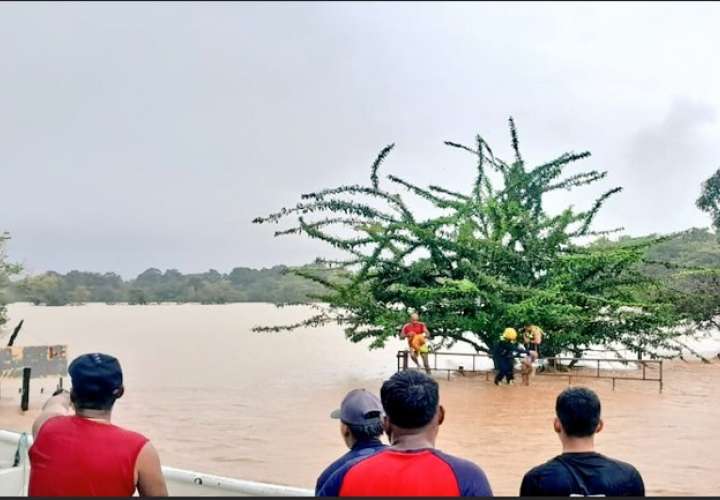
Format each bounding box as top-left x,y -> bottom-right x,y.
535,356 -> 664,393
396,350 -> 664,392
0,430 -> 313,497
396,350 -> 494,381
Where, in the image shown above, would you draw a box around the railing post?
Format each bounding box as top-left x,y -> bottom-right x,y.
21,367 -> 31,412
597,359 -> 600,378
659,360 -> 663,393
397,351 -> 409,371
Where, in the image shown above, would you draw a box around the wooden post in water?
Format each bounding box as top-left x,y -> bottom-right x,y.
21,367 -> 31,411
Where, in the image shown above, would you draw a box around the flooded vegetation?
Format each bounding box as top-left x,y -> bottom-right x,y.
1,303 -> 718,495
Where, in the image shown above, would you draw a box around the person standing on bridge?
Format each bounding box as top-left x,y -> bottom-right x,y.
317,370 -> 493,496
400,312 -> 432,375
28,353 -> 168,497
520,387 -> 645,496
493,327 -> 526,385
315,389 -> 388,494
523,324 -> 544,357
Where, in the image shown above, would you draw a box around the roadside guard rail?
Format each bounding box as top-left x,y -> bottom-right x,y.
0,430 -> 313,497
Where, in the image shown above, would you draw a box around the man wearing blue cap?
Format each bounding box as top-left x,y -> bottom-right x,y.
28,353 -> 168,497
315,389 -> 388,494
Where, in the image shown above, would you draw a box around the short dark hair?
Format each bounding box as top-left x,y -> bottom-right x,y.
70,389 -> 118,411
556,387 -> 601,437
380,370 -> 439,429
346,420 -> 384,441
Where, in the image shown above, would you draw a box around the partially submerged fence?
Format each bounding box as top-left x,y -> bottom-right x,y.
536,356 -> 663,393
0,345 -> 68,410
396,350 -> 664,392
396,350 -> 493,380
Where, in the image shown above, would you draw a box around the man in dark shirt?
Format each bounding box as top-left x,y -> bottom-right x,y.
315,389 -> 387,493
317,371 -> 492,496
520,387 -> 645,496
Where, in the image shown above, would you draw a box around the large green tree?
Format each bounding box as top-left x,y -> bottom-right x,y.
0,232 -> 21,330
254,119 -> 694,360
697,167 -> 720,239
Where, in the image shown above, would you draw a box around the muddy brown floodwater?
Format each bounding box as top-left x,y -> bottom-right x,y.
1,303 -> 719,495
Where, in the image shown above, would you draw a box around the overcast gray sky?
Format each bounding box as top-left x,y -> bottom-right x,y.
1,2 -> 718,278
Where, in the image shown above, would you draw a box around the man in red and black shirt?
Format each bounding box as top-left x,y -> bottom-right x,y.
400,312 -> 432,374
317,370 -> 493,496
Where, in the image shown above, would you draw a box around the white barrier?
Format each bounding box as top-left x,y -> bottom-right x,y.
0,467 -> 26,496
0,430 -> 313,497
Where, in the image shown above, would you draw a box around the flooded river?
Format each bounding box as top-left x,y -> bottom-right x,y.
1,303 -> 719,495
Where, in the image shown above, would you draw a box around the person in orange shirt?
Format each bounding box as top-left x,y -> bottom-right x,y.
400,313 -> 432,375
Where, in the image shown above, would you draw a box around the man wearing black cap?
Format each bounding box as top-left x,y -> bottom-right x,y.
28,353 -> 168,497
315,389 -> 388,494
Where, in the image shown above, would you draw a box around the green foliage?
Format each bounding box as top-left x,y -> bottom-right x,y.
18,273 -> 64,306
0,233 -> 20,328
600,228 -> 720,331
697,168 -> 720,238
254,119 -> 696,359
0,233 -> 22,329
11,265 -> 336,306
127,288 -> 148,305
71,286 -> 91,305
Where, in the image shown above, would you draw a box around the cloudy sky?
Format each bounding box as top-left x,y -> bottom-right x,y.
1,2 -> 718,278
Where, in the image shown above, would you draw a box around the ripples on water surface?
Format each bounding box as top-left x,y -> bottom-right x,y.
1,303 -> 719,495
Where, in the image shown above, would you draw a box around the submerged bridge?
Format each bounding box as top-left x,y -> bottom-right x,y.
396,349 -> 664,393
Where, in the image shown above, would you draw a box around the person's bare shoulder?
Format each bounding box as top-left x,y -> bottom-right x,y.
32,392 -> 72,439
136,442 -> 168,497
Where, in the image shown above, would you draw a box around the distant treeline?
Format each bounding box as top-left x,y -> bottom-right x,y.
593,228 -> 720,328
6,228 -> 720,307
8,265 -> 339,306
595,227 -> 720,276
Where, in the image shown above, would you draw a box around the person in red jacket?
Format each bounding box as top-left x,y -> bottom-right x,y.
317,370 -> 493,496
400,312 -> 432,374
29,353 -> 168,497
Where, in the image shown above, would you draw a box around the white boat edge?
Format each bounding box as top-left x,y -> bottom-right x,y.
0,429 -> 314,496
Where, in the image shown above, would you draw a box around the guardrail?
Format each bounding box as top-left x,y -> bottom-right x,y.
0,430 -> 313,497
396,350 -> 494,380
396,350 -> 664,392
535,357 -> 663,393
